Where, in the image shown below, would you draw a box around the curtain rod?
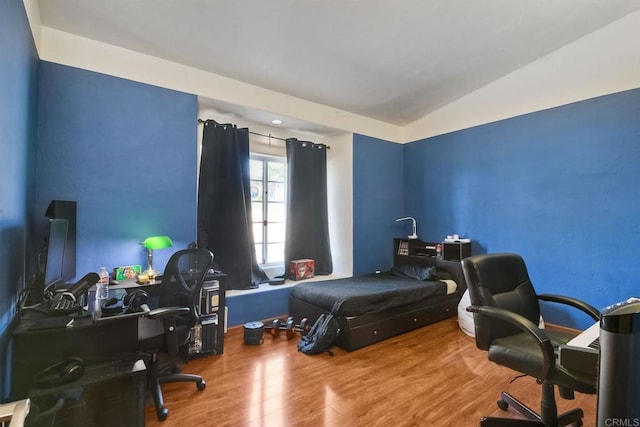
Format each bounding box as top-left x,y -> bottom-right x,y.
197,119 -> 330,149
198,119 -> 285,141
250,130 -> 287,142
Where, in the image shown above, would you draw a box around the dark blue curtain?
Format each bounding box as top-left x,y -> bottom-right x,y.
284,138 -> 332,277
197,120 -> 268,290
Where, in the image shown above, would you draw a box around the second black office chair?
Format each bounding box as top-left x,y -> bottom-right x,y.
462,253 -> 600,427
138,248 -> 214,421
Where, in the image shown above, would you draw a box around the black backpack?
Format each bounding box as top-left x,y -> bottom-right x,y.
297,312 -> 341,355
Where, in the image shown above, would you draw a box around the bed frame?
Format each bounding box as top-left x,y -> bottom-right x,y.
289,254 -> 467,352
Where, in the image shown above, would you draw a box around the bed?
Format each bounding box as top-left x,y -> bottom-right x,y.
289,256 -> 467,352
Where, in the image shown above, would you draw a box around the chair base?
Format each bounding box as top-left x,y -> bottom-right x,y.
480,391 -> 584,427
149,364 -> 206,421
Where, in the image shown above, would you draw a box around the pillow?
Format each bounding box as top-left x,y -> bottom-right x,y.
391,264 -> 453,281
391,265 -> 437,281
429,269 -> 452,281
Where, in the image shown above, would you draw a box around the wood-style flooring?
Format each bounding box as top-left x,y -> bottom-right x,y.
144,317 -> 596,426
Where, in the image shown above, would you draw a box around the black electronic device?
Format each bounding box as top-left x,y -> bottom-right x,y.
48,296 -> 82,315
43,219 -> 68,290
25,219 -> 69,306
442,241 -> 471,261
33,357 -> 85,388
100,289 -> 149,316
46,273 -> 99,315
100,298 -> 124,316
55,272 -> 100,301
45,200 -> 77,281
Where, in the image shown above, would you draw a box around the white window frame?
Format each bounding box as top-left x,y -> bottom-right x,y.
250,153 -> 287,268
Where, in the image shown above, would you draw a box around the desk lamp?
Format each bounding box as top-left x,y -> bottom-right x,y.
395,217 -> 418,239
140,236 -> 173,278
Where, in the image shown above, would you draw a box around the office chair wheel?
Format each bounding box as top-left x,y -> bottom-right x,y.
197,379 -> 206,391
157,407 -> 169,421
497,399 -> 509,411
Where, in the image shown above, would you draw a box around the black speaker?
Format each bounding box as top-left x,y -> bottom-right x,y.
46,200 -> 77,281
597,301 -> 640,424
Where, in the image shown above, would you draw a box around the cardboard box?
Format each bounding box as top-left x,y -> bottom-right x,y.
289,259 -> 315,280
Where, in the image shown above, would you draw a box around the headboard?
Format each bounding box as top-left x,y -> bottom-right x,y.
393,238 -> 467,293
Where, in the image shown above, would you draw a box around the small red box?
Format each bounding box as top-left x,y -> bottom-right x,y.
289,259 -> 315,280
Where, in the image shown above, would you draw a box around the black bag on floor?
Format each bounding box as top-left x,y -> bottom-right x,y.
297,301 -> 342,355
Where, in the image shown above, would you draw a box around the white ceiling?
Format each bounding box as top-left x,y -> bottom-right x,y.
38,0 -> 640,127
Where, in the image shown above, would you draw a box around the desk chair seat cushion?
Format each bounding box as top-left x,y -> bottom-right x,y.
137,316 -> 191,354
488,329 -> 596,395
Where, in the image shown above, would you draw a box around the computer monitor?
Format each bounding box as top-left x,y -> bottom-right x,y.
45,200 -> 77,281
25,219 -> 68,305
43,218 -> 68,291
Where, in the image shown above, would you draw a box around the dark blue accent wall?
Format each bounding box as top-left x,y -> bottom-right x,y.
227,286 -> 292,327
36,62 -> 198,277
353,134 -> 405,276
404,88 -> 640,329
0,0 -> 39,400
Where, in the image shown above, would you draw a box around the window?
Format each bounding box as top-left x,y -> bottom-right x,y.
250,154 -> 286,265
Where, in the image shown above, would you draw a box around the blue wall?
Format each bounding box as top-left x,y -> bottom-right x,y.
0,0 -> 39,400
353,134 -> 405,276
403,89 -> 640,329
36,62 -> 198,276
227,286 -> 292,327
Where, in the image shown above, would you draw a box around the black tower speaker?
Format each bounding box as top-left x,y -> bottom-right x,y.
597,300 -> 640,425
45,200 -> 77,281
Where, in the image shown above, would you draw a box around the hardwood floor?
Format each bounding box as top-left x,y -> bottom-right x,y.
144,317 -> 596,426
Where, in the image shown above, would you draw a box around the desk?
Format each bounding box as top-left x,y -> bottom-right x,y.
26,360 -> 145,427
11,294 -> 141,401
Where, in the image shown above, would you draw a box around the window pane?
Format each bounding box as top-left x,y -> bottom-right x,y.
250,159 -> 263,180
267,182 -> 286,202
250,154 -> 287,267
267,162 -> 285,182
267,202 -> 285,222
267,222 -> 285,243
250,181 -> 263,201
255,244 -> 264,264
266,243 -> 284,263
252,223 -> 263,243
251,202 -> 263,222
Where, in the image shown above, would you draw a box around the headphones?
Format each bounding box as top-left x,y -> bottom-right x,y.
101,289 -> 149,316
33,357 -> 84,388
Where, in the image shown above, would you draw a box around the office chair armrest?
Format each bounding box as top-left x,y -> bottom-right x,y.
146,307 -> 191,357
146,306 -> 190,320
537,294 -> 600,321
467,305 -> 554,380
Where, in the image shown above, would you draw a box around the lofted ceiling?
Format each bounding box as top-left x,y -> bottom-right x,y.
38,0 -> 640,128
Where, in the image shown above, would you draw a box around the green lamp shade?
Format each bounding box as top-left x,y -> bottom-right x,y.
141,236 -> 173,250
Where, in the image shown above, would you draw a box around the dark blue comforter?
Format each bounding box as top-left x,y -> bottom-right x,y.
290,272 -> 447,316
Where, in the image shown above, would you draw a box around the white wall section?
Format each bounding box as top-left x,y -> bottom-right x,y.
326,133 -> 354,277
404,10 -> 640,142
38,27 -> 402,143
28,4 -> 640,143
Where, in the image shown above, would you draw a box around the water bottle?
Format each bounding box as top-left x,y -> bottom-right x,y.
97,267 -> 109,299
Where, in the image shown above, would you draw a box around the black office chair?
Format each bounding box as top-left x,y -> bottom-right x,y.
461,253 -> 600,427
138,248 -> 214,421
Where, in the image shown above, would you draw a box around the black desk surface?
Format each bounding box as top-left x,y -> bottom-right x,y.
11,291 -> 142,400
